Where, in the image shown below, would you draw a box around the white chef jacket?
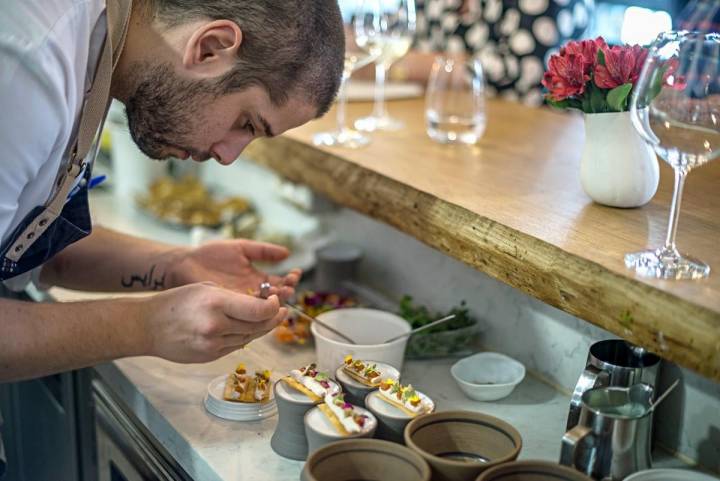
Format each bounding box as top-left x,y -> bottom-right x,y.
0,0 -> 106,289
0,1 -> 107,474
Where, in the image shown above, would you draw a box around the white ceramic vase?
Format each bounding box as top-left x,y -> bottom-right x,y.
580,111 -> 659,208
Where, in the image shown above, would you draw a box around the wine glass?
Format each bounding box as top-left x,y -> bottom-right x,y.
354,0 -> 416,132
625,31 -> 720,279
313,6 -> 380,149
425,56 -> 486,145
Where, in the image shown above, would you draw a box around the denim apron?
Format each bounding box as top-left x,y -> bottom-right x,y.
0,1 -> 132,475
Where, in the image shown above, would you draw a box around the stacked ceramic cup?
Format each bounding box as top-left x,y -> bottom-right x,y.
270,379 -> 341,460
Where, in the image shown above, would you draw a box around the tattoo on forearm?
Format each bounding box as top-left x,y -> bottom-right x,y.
121,264 -> 166,291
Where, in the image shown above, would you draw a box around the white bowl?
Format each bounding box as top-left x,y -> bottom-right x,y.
625,469 -> 720,481
311,308 -> 411,372
450,352 -> 526,402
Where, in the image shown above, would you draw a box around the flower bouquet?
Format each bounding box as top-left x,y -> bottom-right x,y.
541,37 -> 664,208
542,37 -> 650,113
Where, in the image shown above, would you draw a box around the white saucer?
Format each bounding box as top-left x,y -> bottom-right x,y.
204,396 -> 277,421
204,375 -> 277,421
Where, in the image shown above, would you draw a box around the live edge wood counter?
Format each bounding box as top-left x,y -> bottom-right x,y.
244,98 -> 720,381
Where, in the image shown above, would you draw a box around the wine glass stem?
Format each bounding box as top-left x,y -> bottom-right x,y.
336,72 -> 351,134
372,63 -> 388,119
663,168 -> 688,252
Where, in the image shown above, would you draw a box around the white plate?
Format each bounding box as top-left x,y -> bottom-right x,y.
204,396 -> 277,421
345,81 -> 424,102
335,361 -> 401,389
305,403 -> 377,437
365,390 -> 435,419
205,396 -> 276,413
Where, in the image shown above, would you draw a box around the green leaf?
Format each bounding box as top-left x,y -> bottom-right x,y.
546,98 -> 571,109
607,83 -> 633,112
589,84 -> 607,113
597,49 -> 606,67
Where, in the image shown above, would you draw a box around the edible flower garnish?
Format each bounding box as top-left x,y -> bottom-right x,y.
380,379 -> 395,391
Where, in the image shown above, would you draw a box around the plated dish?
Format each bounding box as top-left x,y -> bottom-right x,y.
273,291 -> 357,346
318,392 -> 373,435
282,363 -> 339,402
137,175 -> 253,229
222,363 -> 272,403
376,379 -> 434,417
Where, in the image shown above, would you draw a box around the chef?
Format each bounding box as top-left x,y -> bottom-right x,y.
0,0 -> 344,475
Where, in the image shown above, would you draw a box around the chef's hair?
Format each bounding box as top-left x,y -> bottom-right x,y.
144,0 -> 345,116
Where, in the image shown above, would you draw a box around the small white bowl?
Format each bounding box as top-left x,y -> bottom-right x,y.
450,352 -> 526,402
311,308 -> 411,372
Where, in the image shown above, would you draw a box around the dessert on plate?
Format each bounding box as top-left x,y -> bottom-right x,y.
342,355 -> 383,387
222,363 -> 272,403
282,363 -> 336,402
318,392 -> 372,436
377,379 -> 433,416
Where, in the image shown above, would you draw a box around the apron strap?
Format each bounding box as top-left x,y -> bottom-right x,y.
5,0 -> 133,262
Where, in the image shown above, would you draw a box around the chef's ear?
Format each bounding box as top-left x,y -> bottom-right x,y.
183,20 -> 242,77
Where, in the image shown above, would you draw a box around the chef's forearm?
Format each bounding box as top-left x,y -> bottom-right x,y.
40,227 -> 188,292
0,297 -> 148,382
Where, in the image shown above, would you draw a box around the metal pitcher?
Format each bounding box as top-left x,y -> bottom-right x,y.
560,384 -> 654,481
567,340 -> 660,430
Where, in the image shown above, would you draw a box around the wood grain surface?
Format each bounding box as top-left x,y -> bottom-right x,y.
245,98 -> 720,381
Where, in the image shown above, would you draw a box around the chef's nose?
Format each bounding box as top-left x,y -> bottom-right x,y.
210,132 -> 253,165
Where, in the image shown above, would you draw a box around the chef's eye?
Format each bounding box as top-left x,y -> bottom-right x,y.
243,121 -> 256,136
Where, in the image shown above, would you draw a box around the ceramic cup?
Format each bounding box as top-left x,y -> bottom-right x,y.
364,389 -> 435,444
476,460 -> 595,481
335,361 -> 400,407
270,379 -> 340,461
304,404 -> 377,455
301,439 -> 432,481
404,410 -> 523,481
312,308 -> 412,372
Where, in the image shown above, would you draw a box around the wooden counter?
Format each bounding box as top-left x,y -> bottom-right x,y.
244,98 -> 720,381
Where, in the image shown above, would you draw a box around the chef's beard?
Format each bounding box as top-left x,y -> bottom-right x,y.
125,63 -> 223,160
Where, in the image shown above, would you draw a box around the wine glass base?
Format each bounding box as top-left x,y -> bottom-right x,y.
354,115 -> 404,132
624,248 -> 710,280
313,129 -> 371,149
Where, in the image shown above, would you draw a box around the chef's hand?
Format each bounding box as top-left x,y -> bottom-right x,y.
168,239 -> 302,301
145,283 -> 288,363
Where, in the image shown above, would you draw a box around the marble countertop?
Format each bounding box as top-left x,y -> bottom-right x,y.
95,337 -> 571,481
51,189 -> 688,481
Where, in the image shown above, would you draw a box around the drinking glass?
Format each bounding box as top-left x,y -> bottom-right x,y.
313,6 -> 379,149
354,0 -> 416,132
625,31 -> 720,279
425,56 -> 486,145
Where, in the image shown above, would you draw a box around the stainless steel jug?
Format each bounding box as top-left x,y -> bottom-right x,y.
560,384 -> 654,481
567,340 -> 660,430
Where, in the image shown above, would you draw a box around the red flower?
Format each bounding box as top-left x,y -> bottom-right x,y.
594,44 -> 648,89
542,55 -> 590,101
542,37 -> 607,101
561,37 -> 608,72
